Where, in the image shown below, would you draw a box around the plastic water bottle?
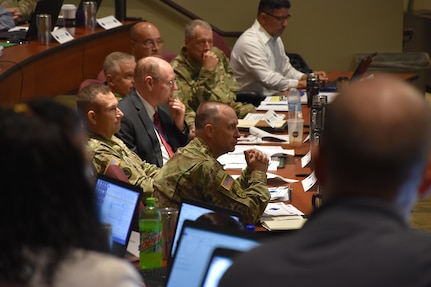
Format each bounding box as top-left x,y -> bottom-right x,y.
139,197 -> 163,269
287,88 -> 303,119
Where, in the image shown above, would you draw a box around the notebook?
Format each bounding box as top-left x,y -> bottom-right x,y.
200,247 -> 243,287
165,220 -> 263,287
94,173 -> 142,257
320,52 -> 378,91
0,0 -> 63,42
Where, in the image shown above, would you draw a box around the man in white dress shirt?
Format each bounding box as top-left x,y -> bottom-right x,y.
230,0 -> 327,96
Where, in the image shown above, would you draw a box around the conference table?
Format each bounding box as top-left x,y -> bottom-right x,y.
232,70 -> 419,231
0,20 -> 137,108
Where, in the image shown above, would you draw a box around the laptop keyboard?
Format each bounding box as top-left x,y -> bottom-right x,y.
140,266 -> 168,287
0,30 -> 27,41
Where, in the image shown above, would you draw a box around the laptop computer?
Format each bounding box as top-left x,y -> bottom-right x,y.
94,173 -> 142,257
170,198 -> 243,258
164,220 -> 263,287
0,0 -> 63,42
200,247 -> 243,287
320,52 -> 378,91
140,198 -> 243,286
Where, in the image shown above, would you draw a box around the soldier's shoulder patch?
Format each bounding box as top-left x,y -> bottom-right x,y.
220,174 -> 234,191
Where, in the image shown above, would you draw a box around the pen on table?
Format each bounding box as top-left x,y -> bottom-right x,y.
295,173 -> 309,177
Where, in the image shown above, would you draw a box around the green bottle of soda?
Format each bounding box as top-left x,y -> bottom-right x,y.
139,197 -> 163,269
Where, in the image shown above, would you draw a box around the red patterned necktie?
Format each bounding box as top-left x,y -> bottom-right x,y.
153,111 -> 174,157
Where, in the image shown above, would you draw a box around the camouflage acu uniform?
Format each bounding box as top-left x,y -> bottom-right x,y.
171,47 -> 256,128
0,0 -> 37,22
88,132 -> 159,198
153,137 -> 270,224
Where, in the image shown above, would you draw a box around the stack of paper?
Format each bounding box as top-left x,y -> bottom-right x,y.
217,145 -> 294,171
257,96 -> 289,111
238,110 -> 287,131
260,202 -> 307,231
261,216 -> 307,231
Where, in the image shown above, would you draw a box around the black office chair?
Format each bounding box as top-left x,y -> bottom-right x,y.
286,52 -> 313,74
236,91 -> 266,107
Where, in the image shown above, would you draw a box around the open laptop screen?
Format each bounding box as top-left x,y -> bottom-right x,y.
165,220 -> 262,287
94,173 -> 142,257
170,198 -> 242,258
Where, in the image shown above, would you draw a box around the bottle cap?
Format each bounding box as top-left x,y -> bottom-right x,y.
245,224 -> 255,232
146,197 -> 156,205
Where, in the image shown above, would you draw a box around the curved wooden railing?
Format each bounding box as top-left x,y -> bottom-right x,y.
160,0 -> 242,37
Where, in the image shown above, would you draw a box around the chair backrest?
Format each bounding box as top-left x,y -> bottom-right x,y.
78,78 -> 104,92
286,53 -> 313,74
212,31 -> 231,58
162,50 -> 178,63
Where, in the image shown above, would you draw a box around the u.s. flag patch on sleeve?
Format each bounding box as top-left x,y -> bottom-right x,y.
220,174 -> 234,191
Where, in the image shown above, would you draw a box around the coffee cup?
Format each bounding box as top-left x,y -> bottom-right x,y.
287,118 -> 304,148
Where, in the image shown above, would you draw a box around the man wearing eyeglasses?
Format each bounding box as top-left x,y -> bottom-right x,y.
172,19 -> 256,139
230,0 -> 327,96
116,56 -> 189,167
130,21 -> 164,61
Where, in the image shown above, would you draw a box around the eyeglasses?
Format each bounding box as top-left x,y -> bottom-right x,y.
194,39 -> 213,48
264,12 -> 291,22
134,38 -> 164,49
165,79 -> 176,88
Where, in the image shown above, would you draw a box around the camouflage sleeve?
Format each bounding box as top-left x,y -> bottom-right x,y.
17,0 -> 37,22
198,162 -> 270,224
88,140 -> 159,196
173,62 -> 217,109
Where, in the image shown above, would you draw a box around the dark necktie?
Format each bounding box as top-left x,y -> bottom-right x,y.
153,111 -> 174,158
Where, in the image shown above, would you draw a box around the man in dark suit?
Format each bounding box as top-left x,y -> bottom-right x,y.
116,56 -> 189,167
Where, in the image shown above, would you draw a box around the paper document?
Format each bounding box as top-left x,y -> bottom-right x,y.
269,186 -> 291,201
249,126 -> 290,143
262,202 -> 304,217
217,145 -> 293,171
267,172 -> 299,183
239,110 -> 287,130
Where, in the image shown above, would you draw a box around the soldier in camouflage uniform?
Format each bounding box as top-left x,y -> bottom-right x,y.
171,19 -> 256,137
153,102 -> 270,224
0,0 -> 37,23
77,84 -> 159,199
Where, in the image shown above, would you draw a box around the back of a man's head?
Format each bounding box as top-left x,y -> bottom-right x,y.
319,75 -> 431,201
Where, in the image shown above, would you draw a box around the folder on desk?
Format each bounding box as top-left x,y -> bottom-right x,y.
238,111 -> 288,132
